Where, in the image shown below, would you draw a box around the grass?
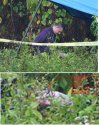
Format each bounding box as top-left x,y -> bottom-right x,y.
1,73 -> 99,124
0,45 -> 98,72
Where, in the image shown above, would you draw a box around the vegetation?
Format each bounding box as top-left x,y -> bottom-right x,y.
0,0 -> 97,41
90,16 -> 98,39
1,73 -> 99,124
0,1 -> 98,73
0,0 -> 28,40
0,1 -> 98,124
0,45 -> 98,72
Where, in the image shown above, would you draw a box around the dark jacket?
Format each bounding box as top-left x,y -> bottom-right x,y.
33,27 -> 55,54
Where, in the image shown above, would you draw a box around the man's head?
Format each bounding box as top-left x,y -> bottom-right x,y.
53,24 -> 63,34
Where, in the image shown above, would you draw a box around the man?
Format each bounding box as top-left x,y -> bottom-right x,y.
32,24 -> 63,55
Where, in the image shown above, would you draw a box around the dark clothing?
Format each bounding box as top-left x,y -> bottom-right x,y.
33,27 -> 55,54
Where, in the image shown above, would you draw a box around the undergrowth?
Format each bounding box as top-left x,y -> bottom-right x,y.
1,73 -> 99,124
0,45 -> 98,72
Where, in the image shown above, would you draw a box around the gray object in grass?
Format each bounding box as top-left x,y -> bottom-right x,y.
36,90 -> 73,106
59,52 -> 69,58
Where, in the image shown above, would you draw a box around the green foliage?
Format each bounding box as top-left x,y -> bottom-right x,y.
2,0 -> 28,17
0,0 -> 28,40
11,1 -> 27,17
26,0 -> 38,14
53,74 -> 73,94
1,73 -> 44,124
44,94 -> 98,124
0,45 -> 98,72
90,16 -> 98,39
1,73 -> 99,124
1,0 -> 97,42
26,0 -> 73,41
0,1 -> 27,20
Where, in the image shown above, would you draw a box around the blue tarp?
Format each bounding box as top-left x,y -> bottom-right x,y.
49,0 -> 98,19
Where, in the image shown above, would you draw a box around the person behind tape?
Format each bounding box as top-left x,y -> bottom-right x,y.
32,24 -> 63,55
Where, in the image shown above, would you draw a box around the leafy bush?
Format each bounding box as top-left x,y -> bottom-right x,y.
1,73 -> 99,124
0,0 -> 97,41
90,16 -> 98,39
26,0 -> 73,42
1,74 -> 42,124
0,45 -> 98,72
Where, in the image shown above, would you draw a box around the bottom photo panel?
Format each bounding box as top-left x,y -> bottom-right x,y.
1,73 -> 99,124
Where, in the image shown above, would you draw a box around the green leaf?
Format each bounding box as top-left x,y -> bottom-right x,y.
32,110 -> 42,120
79,110 -> 85,116
7,110 -> 17,117
54,5 -> 58,9
41,20 -> 46,25
0,17 -> 2,23
30,102 -> 38,109
18,12 -> 23,17
13,6 -> 18,13
48,9 -> 52,14
49,20 -> 52,24
25,110 -> 30,116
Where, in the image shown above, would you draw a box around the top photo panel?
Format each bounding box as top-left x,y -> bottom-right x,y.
0,0 -> 98,72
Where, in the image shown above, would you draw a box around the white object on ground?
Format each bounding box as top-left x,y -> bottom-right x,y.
59,52 -> 68,58
37,91 -> 73,106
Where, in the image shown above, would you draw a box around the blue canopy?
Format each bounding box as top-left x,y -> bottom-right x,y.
49,0 -> 98,19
